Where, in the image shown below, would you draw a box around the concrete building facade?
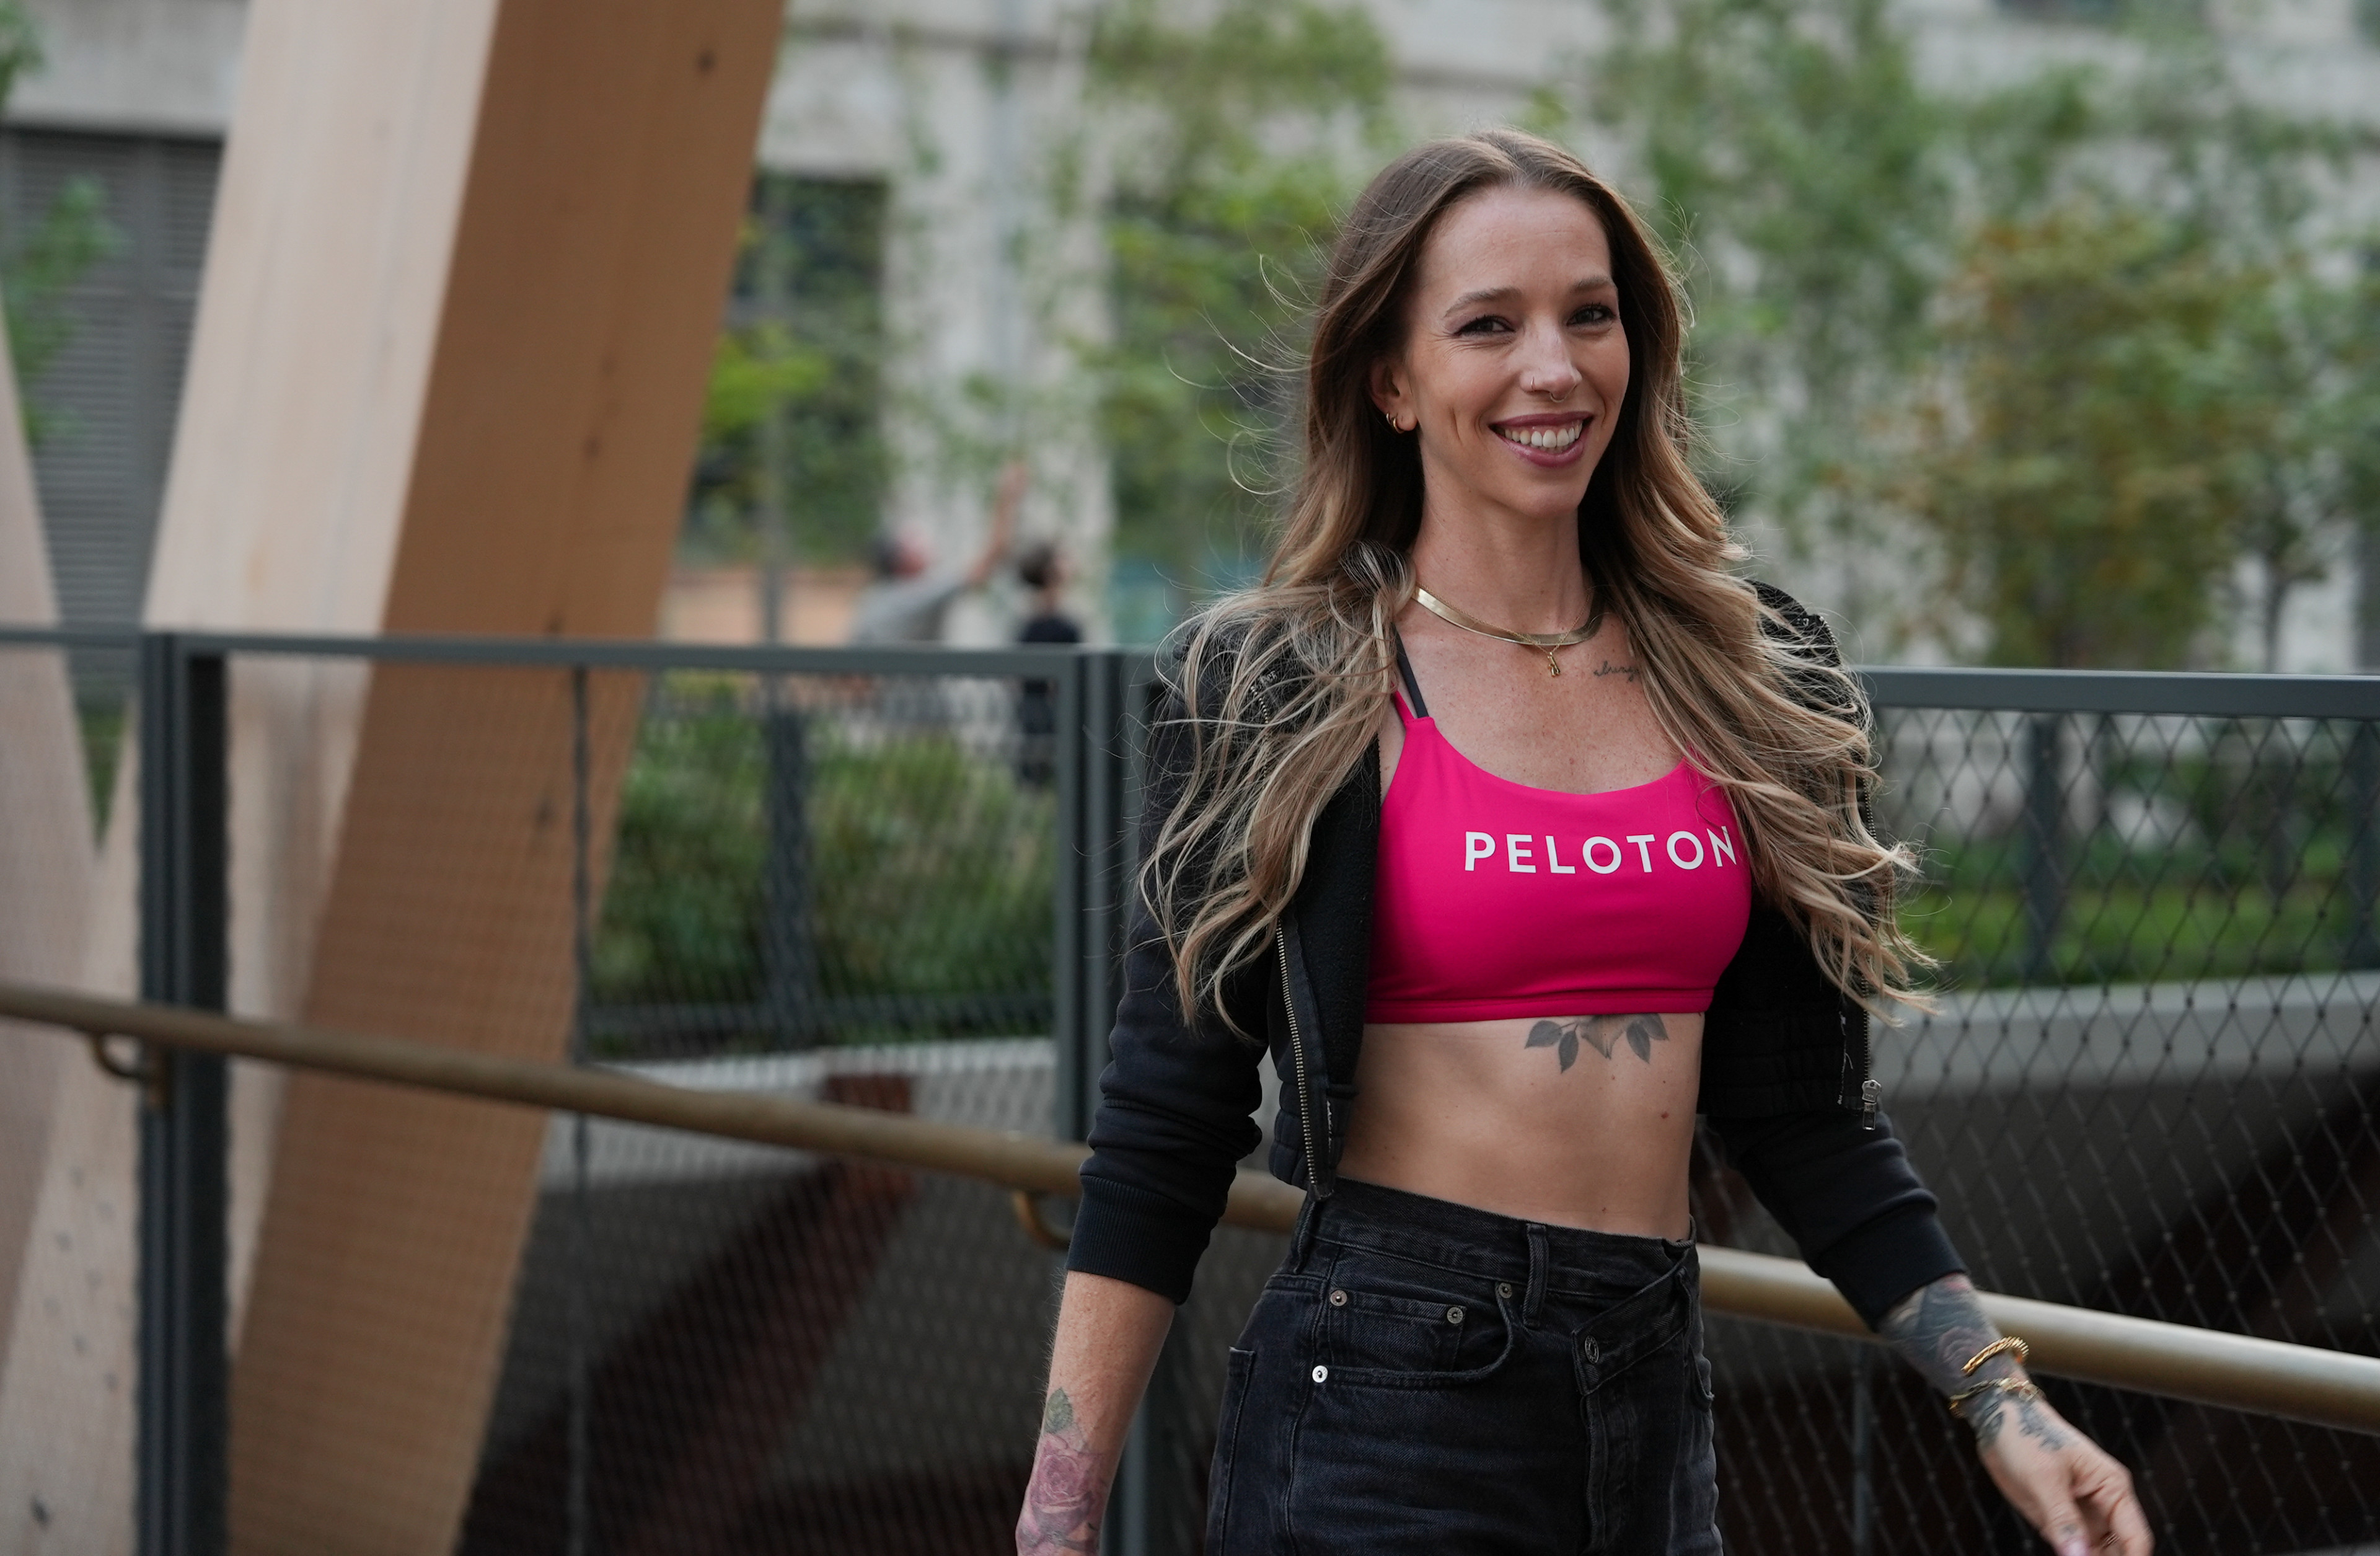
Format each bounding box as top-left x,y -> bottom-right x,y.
7,0 -> 2379,663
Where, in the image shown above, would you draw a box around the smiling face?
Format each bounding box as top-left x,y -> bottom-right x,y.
1372,185 -> 1631,534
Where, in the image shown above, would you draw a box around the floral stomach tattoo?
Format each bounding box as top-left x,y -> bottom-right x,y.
1525,1013 -> 1668,1071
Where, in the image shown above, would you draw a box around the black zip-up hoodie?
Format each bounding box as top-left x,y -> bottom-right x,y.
1069,584 -> 1963,1327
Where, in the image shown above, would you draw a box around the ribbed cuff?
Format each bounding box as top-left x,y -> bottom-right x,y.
1065,1177 -> 1219,1306
1810,1203 -> 1966,1328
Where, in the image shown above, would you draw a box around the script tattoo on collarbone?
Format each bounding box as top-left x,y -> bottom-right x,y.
1527,1014 -> 1668,1071
1592,660 -> 1641,683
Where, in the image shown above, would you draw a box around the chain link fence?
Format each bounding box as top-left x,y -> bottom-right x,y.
1,632 -> 2374,1555
203,643 -> 1096,1556
1131,682 -> 2380,1556
1693,692 -> 2380,1556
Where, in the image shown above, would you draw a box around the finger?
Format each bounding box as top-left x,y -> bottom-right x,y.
2095,1476 -> 2153,1555
2065,1457 -> 2148,1556
2030,1488 -> 2092,1556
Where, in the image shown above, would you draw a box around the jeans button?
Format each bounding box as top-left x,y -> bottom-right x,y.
1445,1306 -> 1464,1325
1580,1337 -> 1601,1364
1497,1282 -> 1514,1299
1311,1364 -> 1328,1383
1328,1289 -> 1347,1307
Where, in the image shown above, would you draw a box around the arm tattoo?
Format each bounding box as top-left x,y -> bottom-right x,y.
1877,1274 -> 2070,1452
1528,1014 -> 1668,1071
1019,1389 -> 1107,1554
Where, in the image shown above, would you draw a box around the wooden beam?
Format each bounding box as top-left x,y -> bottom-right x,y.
0,303 -> 119,1556
0,1 -> 782,1551
224,2 -> 782,1552
0,303 -> 96,1435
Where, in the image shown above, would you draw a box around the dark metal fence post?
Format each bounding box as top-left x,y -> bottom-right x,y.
136,632 -> 229,1556
1112,1319 -> 1201,1556
1849,1342 -> 1875,1556
762,700 -> 821,1048
1052,654 -> 1090,1144
1078,650 -> 1130,1133
2021,712 -> 2066,983
1090,650 -> 1204,1556
565,667 -> 595,1556
2350,721 -> 2379,968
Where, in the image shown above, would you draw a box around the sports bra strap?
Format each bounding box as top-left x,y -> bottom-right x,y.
1390,629 -> 1430,720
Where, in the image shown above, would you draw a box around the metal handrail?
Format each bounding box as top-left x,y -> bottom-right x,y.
4,979 -> 2376,1436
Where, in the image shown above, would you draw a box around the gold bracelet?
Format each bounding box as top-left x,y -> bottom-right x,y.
1961,1336 -> 2029,1376
1947,1376 -> 2042,1419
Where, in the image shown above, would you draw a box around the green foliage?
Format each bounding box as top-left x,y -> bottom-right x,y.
687,177 -> 890,565
594,696 -> 769,1004
703,319 -> 830,449
5,176 -> 118,444
1913,43 -> 2380,668
0,2 -> 35,113
1571,0 -> 2380,667
1588,0 -> 1950,530
593,679 -> 1056,1046
0,2 -> 120,446
1913,205 -> 2250,667
1086,0 -> 1396,576
1902,724 -> 2378,988
803,726 -> 1055,1006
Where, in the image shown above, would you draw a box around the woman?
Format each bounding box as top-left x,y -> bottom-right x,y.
1017,130 -> 2149,1556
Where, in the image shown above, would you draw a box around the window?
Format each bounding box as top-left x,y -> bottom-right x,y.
0,129 -> 220,635
685,174 -> 889,564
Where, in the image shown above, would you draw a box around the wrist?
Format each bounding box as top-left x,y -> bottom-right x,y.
1947,1372 -> 2042,1430
1944,1333 -> 2035,1423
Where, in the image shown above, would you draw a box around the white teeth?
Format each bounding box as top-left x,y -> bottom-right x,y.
1499,422 -> 1584,451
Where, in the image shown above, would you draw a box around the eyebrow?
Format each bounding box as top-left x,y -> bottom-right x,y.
1440,275 -> 1616,320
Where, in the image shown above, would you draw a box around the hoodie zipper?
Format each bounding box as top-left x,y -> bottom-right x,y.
1276,924 -> 1329,1191
1846,1009 -> 1880,1126
1246,665 -> 1330,1191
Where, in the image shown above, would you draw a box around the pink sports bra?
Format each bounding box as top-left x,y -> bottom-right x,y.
1365,641 -> 1753,1023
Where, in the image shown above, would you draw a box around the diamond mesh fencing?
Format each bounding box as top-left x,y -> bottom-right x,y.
1134,700 -> 2380,1556
200,647 -> 1080,1555
16,638 -> 2377,1555
1689,704 -> 2380,1556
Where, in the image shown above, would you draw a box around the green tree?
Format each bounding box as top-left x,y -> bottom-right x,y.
1585,0 -> 1951,615
1912,205 -> 2251,666
1570,0 -> 2380,668
0,1 -> 120,445
592,679 -> 1056,1048
1086,0 -> 1396,577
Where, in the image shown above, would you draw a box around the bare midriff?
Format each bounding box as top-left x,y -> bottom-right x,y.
1336,1012 -> 1703,1239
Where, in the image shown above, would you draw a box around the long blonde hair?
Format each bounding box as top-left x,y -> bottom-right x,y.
1142,129 -> 1926,1030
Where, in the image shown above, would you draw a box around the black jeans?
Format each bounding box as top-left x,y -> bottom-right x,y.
1206,1179 -> 1722,1555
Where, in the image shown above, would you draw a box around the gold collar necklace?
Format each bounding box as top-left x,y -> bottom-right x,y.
1413,585 -> 1605,677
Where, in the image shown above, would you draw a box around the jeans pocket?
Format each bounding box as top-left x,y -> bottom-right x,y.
1205,1346 -> 1259,1556
1317,1249 -> 1515,1388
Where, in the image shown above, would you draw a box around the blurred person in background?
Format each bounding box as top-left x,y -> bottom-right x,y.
1018,130 -> 2148,1556
1017,539 -> 1083,649
1015,538 -> 1082,785
848,459 -> 1026,645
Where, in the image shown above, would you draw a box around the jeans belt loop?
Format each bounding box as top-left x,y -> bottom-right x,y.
1525,1222 -> 1549,1327
1288,1190 -> 1322,1273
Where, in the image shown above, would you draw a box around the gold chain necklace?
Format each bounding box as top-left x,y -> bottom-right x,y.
1413,585 -> 1605,676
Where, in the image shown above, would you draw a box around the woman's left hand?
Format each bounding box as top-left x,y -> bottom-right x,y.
1879,1276 -> 2153,1556
1967,1383 -> 2153,1556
